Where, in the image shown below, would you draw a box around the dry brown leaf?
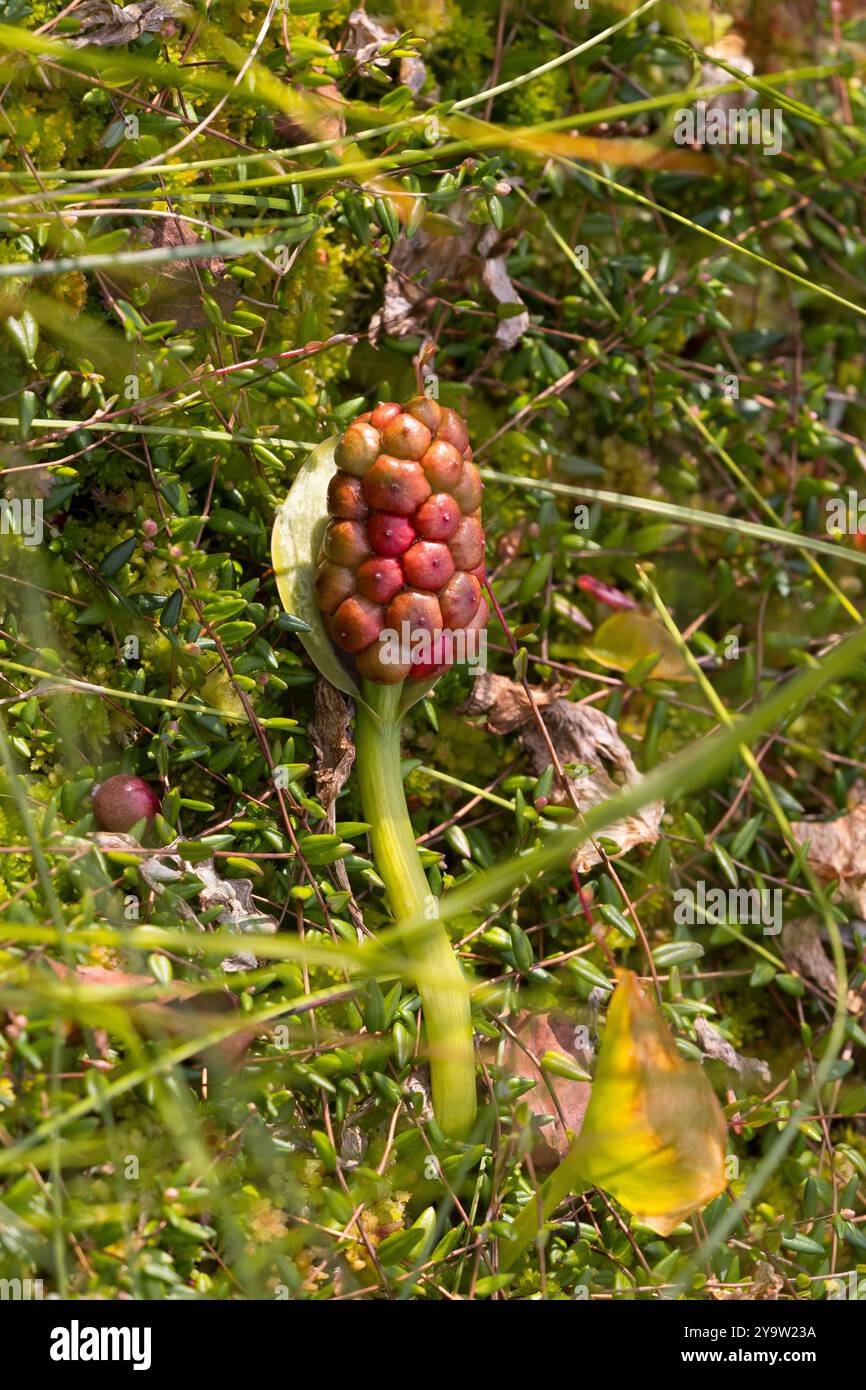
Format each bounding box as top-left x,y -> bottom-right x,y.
368,201 -> 528,354
791,782 -> 866,917
461,672 -> 663,871
694,1014 -> 770,1089
499,1010 -> 593,1168
273,82 -> 347,147
106,216 -> 239,329
345,9 -> 427,94
71,0 -> 188,47
93,832 -> 277,971
781,917 -> 862,1014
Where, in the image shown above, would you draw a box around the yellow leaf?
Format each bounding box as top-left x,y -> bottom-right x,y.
501,971 -> 727,1265
582,610 -> 693,681
570,971 -> 727,1235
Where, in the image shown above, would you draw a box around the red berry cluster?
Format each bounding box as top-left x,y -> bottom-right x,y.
314,398 -> 488,683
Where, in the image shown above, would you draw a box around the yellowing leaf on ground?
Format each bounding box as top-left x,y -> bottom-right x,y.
501,971 -> 727,1265
582,610 -> 693,681
570,971 -> 728,1235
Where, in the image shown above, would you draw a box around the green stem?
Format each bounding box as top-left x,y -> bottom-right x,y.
354,680 -> 476,1139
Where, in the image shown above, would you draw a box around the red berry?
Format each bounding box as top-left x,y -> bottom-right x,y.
329,595 -> 384,652
92,774 -> 161,833
370,401 -> 402,430
367,512 -> 416,556
314,561 -> 356,614
451,461 -> 483,514
334,422 -> 381,477
380,412 -> 432,460
324,520 -> 373,567
327,471 -> 369,520
436,407 -> 469,453
356,636 -> 412,684
402,540 -> 455,590
414,493 -> 461,542
362,455 -> 431,515
355,556 -> 404,604
420,439 -> 463,491
439,571 -> 482,627
385,588 -> 442,638
406,394 -> 442,433
448,514 -> 485,570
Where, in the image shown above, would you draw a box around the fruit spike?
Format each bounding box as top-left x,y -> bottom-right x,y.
314,398 -> 487,683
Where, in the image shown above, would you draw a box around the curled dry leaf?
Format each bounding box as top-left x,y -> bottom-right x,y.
106,216 -> 239,329
369,202 -> 528,354
694,1014 -> 771,1089
781,917 -> 863,1015
345,9 -> 427,94
461,672 -> 663,871
791,781 -> 866,917
93,832 -> 277,972
71,0 -> 189,47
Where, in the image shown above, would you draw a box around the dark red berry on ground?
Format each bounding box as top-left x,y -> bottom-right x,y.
92,775 -> 161,833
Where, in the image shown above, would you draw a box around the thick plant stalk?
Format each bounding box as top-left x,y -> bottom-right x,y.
355,679 -> 476,1139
